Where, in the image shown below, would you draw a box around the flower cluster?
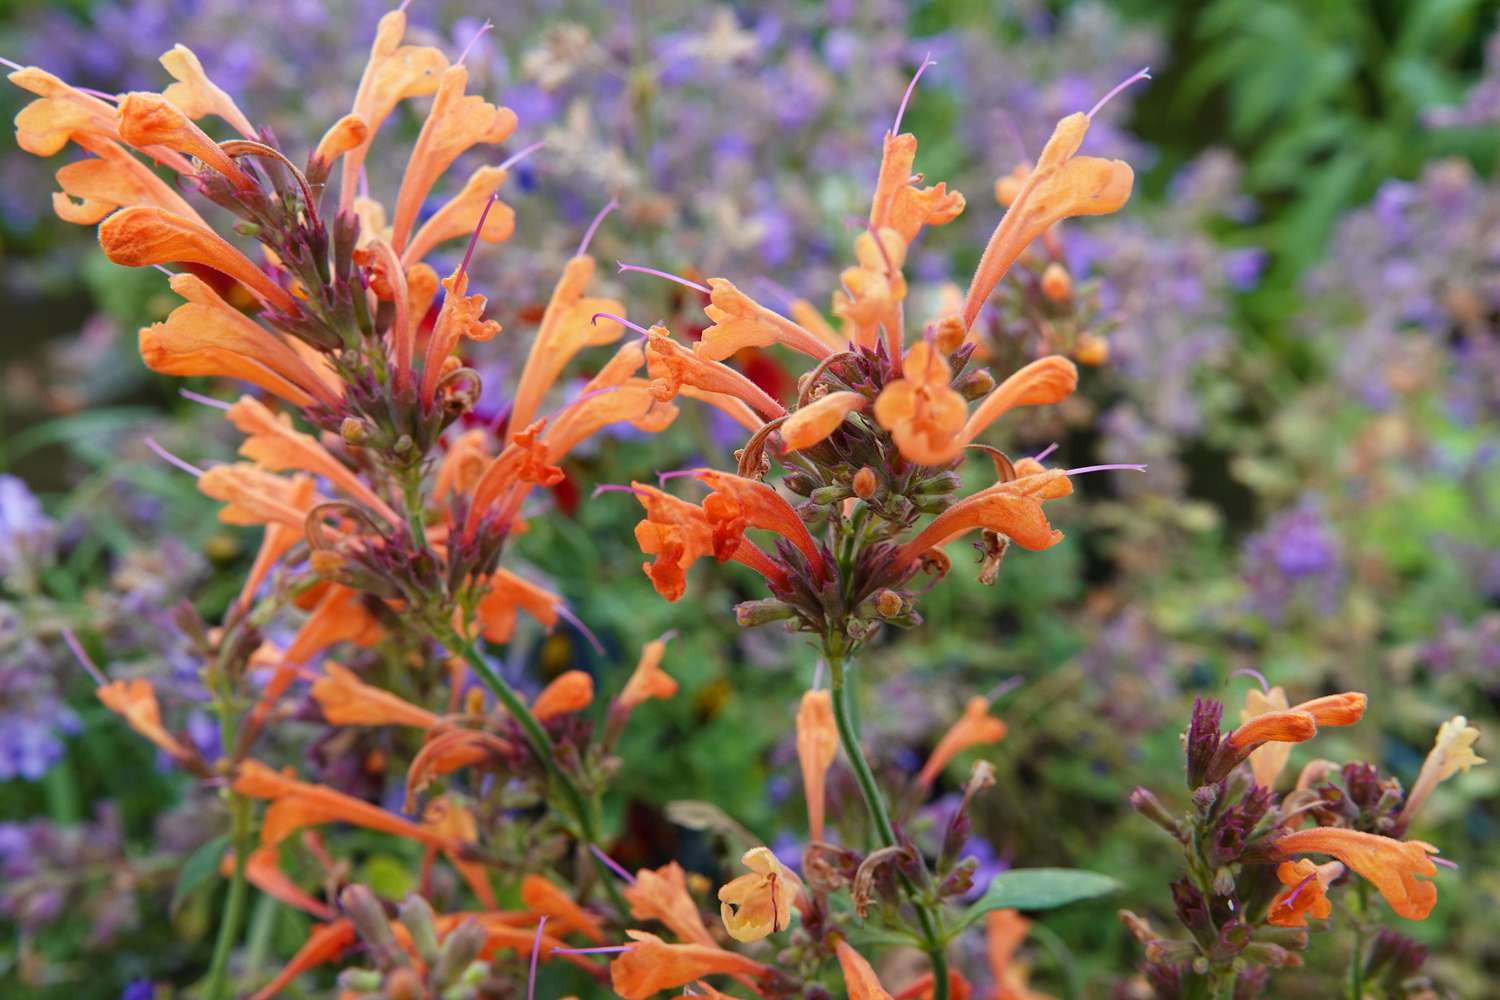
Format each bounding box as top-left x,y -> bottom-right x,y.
1123,685 -> 1483,997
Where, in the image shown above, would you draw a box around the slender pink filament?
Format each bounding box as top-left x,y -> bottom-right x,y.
616,262 -> 710,295
455,19 -> 492,65
892,54 -> 936,135
526,915 -> 547,1000
179,388 -> 232,411
590,311 -> 652,337
1230,667 -> 1271,694
457,192 -> 498,280
1064,463 -> 1147,476
498,140 -> 546,173
1087,66 -> 1152,119
555,603 -> 604,656
61,628 -> 108,685
1032,442 -> 1059,463
576,197 -> 618,257
555,944 -> 634,955
144,437 -> 205,478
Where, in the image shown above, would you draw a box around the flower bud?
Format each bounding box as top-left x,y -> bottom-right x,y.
783,470 -> 819,496
873,589 -> 905,618
852,466 -> 877,499
397,894 -> 440,962
955,367 -> 996,400
1040,262 -> 1072,302
735,599 -> 797,627
340,416 -> 369,446
810,484 -> 851,505
384,967 -> 424,1000
932,315 -> 967,354
1130,786 -> 1185,840
1074,333 -> 1109,366
432,917 -> 486,987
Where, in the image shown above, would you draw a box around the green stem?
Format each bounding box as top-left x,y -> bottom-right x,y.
401,469 -> 428,551
446,629 -> 628,914
204,792 -> 253,1000
1348,880 -> 1369,1000
829,652 -> 949,1000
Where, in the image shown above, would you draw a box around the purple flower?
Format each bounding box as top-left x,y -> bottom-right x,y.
1241,497 -> 1345,624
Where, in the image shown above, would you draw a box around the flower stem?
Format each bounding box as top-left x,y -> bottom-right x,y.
828,651 -> 949,1000
203,791 -> 253,1000
1347,880 -> 1370,1000
445,628 -> 628,914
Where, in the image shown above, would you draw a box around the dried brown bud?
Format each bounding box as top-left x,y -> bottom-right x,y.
852,466 -> 877,499
873,589 -> 904,618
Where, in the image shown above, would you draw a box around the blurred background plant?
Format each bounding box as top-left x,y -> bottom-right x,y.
0,0 -> 1496,997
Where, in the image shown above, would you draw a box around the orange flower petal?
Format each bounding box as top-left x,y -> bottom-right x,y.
403,164 -> 515,267
623,862 -> 716,947
158,45 -> 256,137
695,278 -> 834,362
917,696 -> 1007,786
311,662 -> 437,729
958,356 -> 1078,449
521,874 -> 606,943
796,689 -> 838,841
116,91 -> 253,188
610,930 -> 769,999
531,670 -> 594,721
835,939 -> 894,1000
896,470 -> 1073,565
783,391 -> 868,451
619,635 -> 679,710
96,677 -> 190,760
646,327 -> 787,420
248,919 -> 356,1000
1276,828 -> 1439,921
311,113 -> 370,169
1226,710 -> 1317,749
472,568 -> 563,645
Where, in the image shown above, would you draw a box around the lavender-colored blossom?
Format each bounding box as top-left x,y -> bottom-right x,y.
0,475 -> 56,586
1240,497 -> 1345,624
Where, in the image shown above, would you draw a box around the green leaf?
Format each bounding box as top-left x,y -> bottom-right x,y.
955,868 -> 1122,930
172,834 -> 231,915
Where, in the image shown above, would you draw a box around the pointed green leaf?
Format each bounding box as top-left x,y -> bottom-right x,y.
955,868 -> 1122,931
172,833 -> 231,915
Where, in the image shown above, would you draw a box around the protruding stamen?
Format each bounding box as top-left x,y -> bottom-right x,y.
0,56 -> 25,72
575,197 -> 617,257
590,311 -> 652,337
1281,871 -> 1318,908
754,277 -> 797,309
526,915 -> 548,1000
812,659 -> 827,690
998,110 -> 1028,163
590,843 -> 637,883
61,628 -> 108,685
656,468 -> 701,485
144,437 -> 205,478
498,139 -> 545,174
892,54 -> 936,136
1063,463 -> 1148,476
1032,442 -> 1059,463
616,262 -> 710,295
986,674 -> 1024,703
555,944 -> 634,956
179,388 -> 232,411
590,483 -> 646,500
1087,66 -> 1151,119
1434,857 -> 1460,870
455,19 -> 493,66
456,192 -> 498,281
152,264 -> 177,278
1230,667 -> 1271,694
555,603 -> 605,656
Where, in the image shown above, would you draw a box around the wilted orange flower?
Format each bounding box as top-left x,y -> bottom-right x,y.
624,861 -> 717,948
95,677 -> 192,762
796,689 -> 839,841
1275,827 -> 1439,920
619,634 -> 679,710
717,846 -> 804,942
610,930 -> 770,999
1266,859 -> 1343,928
917,696 -> 1008,787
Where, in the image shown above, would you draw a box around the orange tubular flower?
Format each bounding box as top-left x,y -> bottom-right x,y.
717,846 -> 804,942
99,206 -> 297,313
834,227 -> 909,353
1266,859 -> 1343,928
337,9 -> 449,214
472,568 -> 563,644
95,678 -> 192,761
873,341 -> 967,465
197,465 -> 323,529
1398,716 -> 1486,827
116,90 -> 255,189
234,759 -> 455,851
530,670 -> 594,721
695,278 -> 835,362
226,395 -> 402,525
403,164 -> 515,266
962,111 -> 1133,330
1225,710 -> 1317,750
404,730 -> 511,811
631,482 -> 789,601
521,874 -> 606,943
1239,686 -> 1294,788
507,256 -> 626,436
158,44 -> 257,137
796,689 -> 839,841
690,469 -> 825,575
236,844 -> 335,920
389,63 -> 516,253
418,269 -> 501,405
247,919 -> 357,1000
1275,827 -> 1440,920
610,930 -> 770,999
646,326 -> 785,421
835,939 -> 895,1000
894,470 -> 1074,568
52,134 -> 203,225
869,129 -> 966,245
624,861 -> 717,948
782,391 -> 868,451
237,475 -> 315,607
310,662 -> 437,729
892,972 -> 975,1000
141,274 -> 341,409
917,696 -> 1007,787
422,797 -> 498,907
1292,692 -> 1367,728
986,909 -> 1054,1000
619,635 -> 679,710
310,112 -> 369,170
